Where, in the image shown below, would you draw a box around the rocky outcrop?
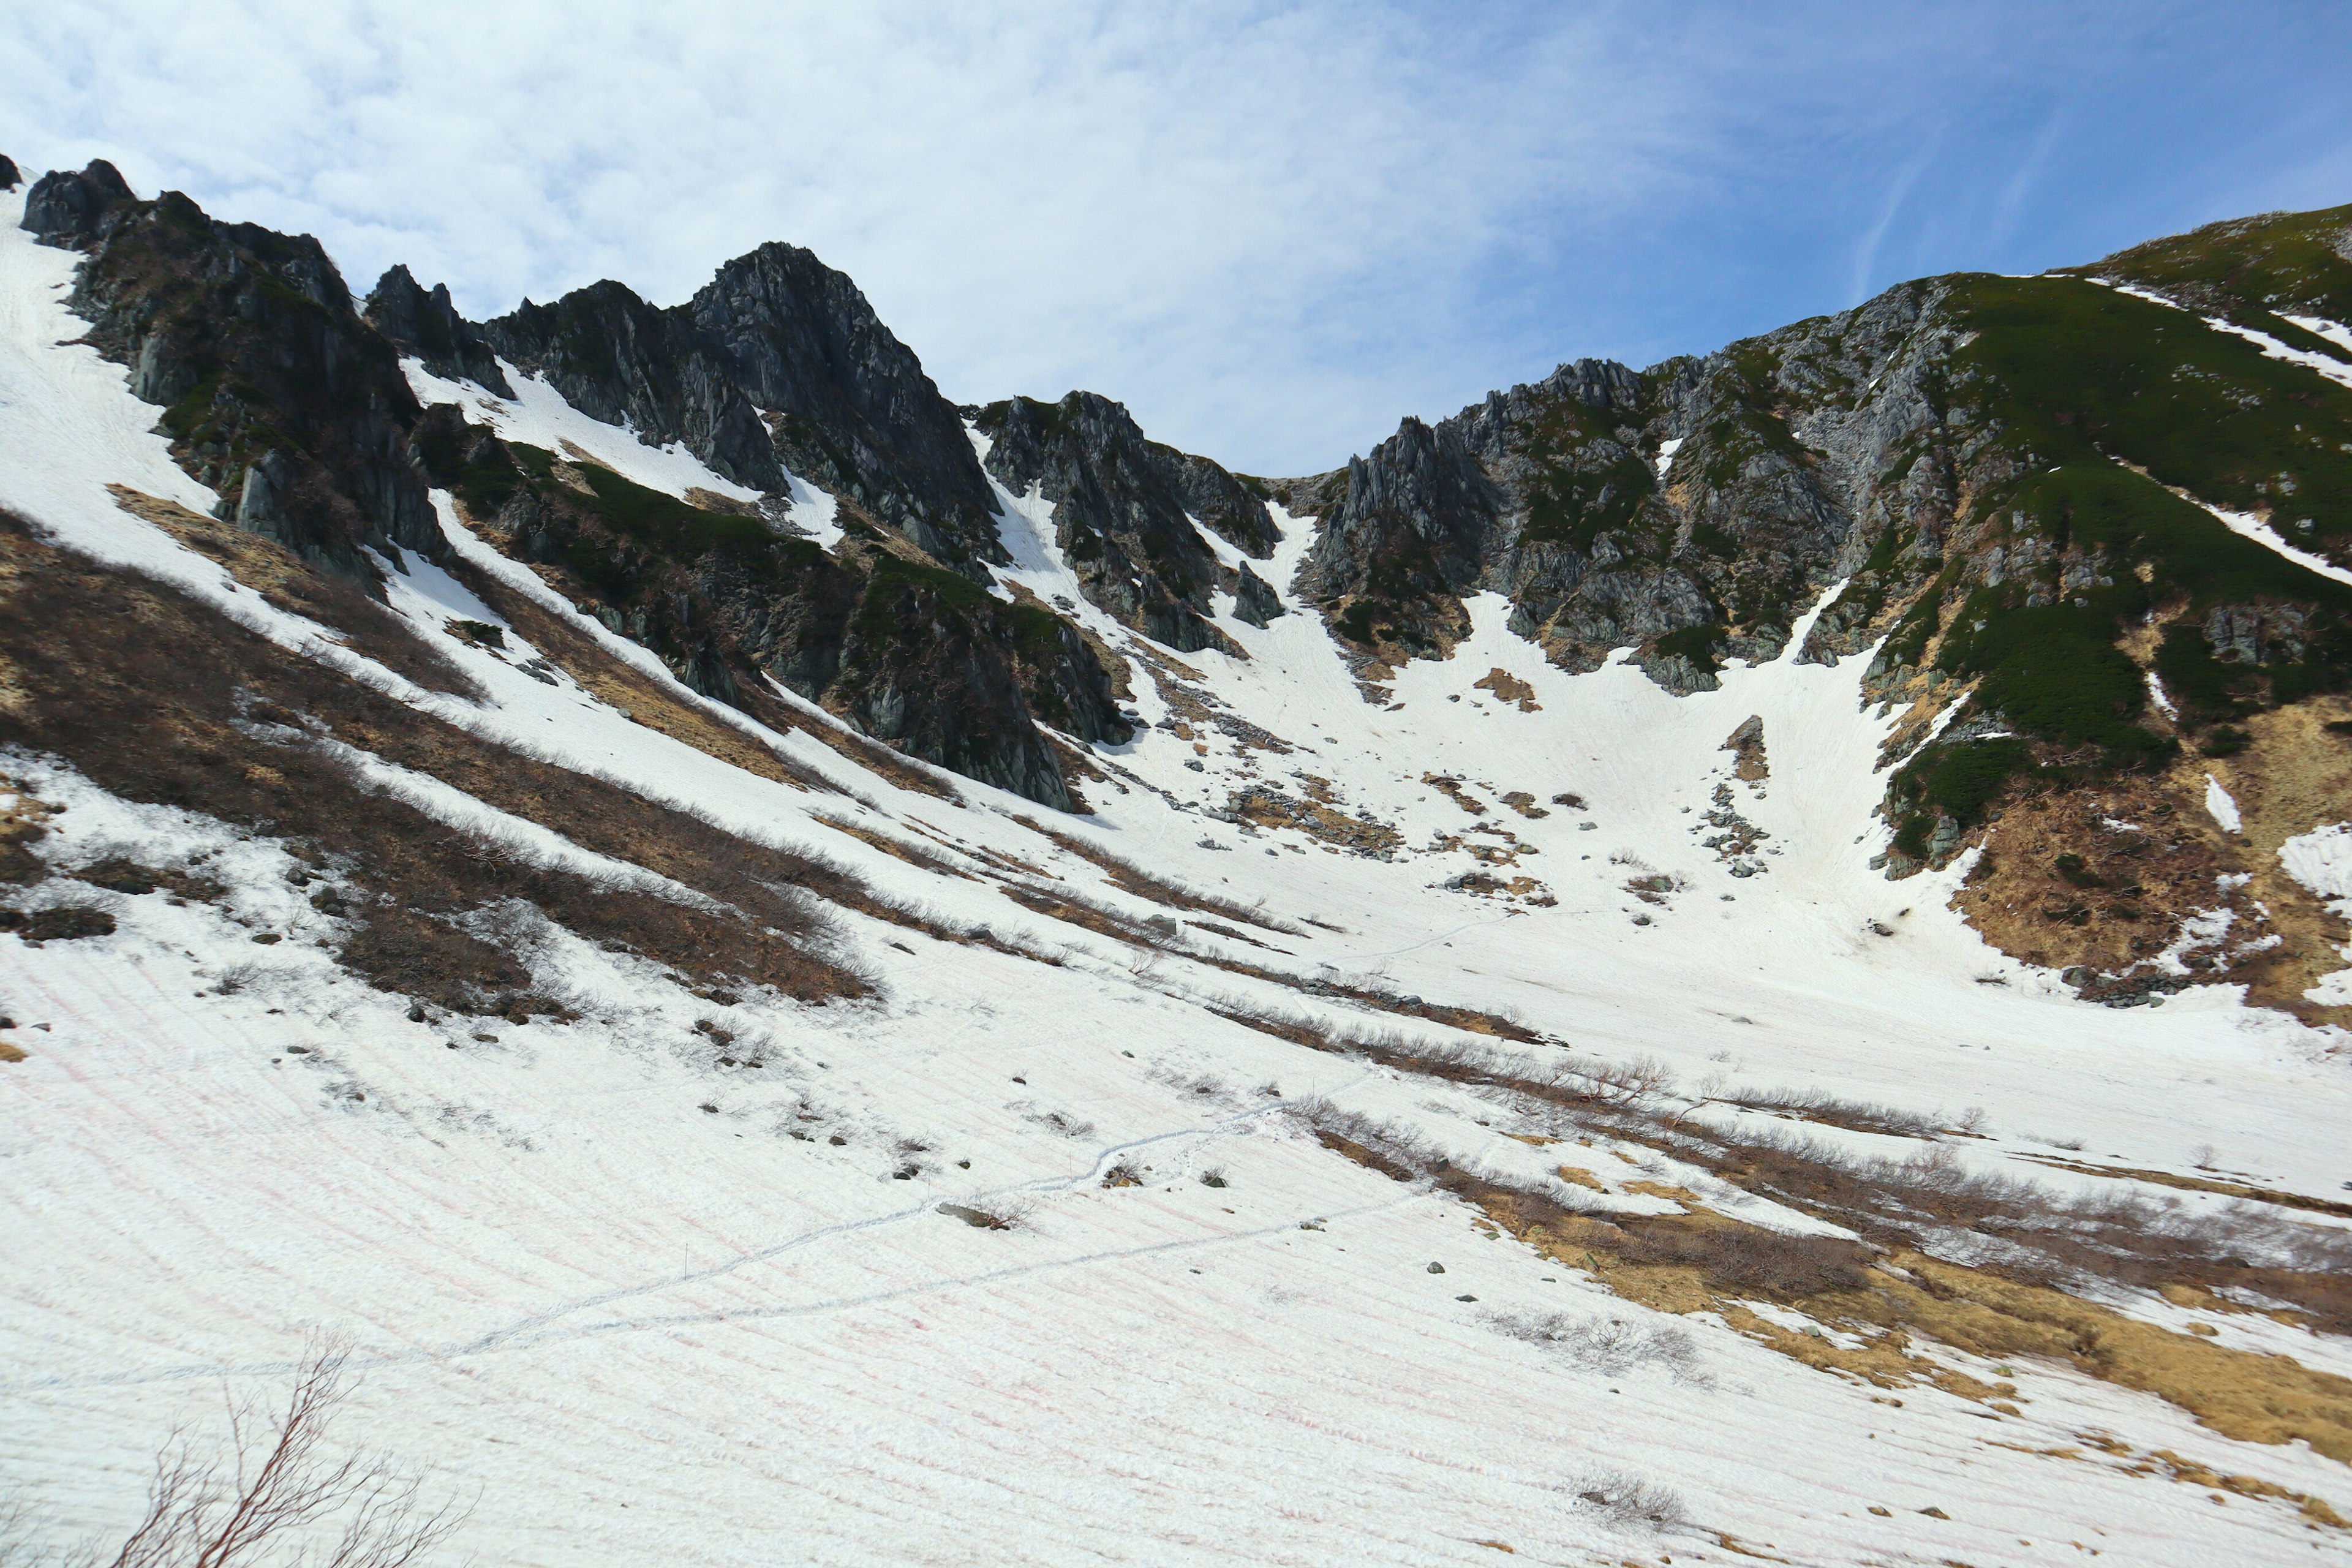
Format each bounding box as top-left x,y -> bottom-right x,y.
364,265 -> 514,396
23,167 -> 442,575
0,154 -> 20,192
420,416 -> 1129,809
20,160 -> 133,247
971,391 -> 1273,654
692,244 -> 1005,567
1295,415 -> 1502,656
480,279 -> 786,497
467,245 -> 1005,575
1232,562 -> 1285,628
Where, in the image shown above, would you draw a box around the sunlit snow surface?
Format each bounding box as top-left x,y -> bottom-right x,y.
6,196 -> 2352,1566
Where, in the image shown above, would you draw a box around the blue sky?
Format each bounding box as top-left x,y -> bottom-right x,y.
7,2 -> 2351,475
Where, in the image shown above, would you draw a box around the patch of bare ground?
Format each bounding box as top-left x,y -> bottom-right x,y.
1000,883 -> 1180,951
1953,769 -> 2271,1005
0,511 -> 870,1008
1012,813 -> 1304,934
1936,686 -> 2352,1023
812,815 -> 979,880
1205,970 -> 1542,1043
1471,668 -> 1539,712
108,486 -> 486,701
2018,1155 -> 2352,1220
2201,698 -> 2352,1022
1304,1098 -> 2352,1485
1224,784 -> 1402,856
1422,773 -> 1487,814
1273,1025 -> 2352,1478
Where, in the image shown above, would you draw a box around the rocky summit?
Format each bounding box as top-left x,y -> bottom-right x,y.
5,154 -> 2352,1568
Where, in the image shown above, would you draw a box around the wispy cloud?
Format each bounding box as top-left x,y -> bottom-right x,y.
4,2 -> 2349,473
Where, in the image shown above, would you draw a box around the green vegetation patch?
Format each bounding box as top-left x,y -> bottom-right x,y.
2078,202 -> 2352,339
1947,277 -> 2352,554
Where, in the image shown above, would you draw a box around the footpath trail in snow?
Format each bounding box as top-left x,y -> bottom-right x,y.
5,197 -> 2351,1566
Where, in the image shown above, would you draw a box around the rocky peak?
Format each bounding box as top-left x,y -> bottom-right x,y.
481,278 -> 788,500
22,164 -> 439,578
971,390 -> 1273,654
364,265 -> 514,396
690,242 -> 1005,569
1292,414 -> 1504,655
20,159 -> 135,247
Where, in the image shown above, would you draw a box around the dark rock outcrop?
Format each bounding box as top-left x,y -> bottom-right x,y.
0,154 -> 20,192
482,279 -> 786,498
25,167 -> 441,575
20,160 -> 134,247
472,244 -> 1005,574
364,265 -> 514,396
420,420 -> 1129,809
1232,561 -> 1286,628
691,244 -> 1005,567
971,391 -> 1269,654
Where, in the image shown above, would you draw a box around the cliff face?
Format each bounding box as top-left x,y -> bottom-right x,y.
970,391 -> 1278,654
18,153 -> 2352,1000
1267,208 -> 2352,1006
23,162 -> 443,575
21,165 -> 1129,810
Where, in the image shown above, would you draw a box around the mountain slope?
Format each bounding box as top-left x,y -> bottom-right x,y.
5,159 -> 2352,1568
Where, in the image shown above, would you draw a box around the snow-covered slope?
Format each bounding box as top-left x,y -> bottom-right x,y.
6,187 -> 2352,1568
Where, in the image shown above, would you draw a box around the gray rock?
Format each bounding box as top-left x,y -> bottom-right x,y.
1231,561 -> 1286,628
20,160 -> 133,246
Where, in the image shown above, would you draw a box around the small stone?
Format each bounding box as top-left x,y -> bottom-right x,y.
1426,1261 -> 1446,1274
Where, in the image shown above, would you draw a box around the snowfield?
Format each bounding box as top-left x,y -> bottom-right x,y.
6,197 -> 2352,1566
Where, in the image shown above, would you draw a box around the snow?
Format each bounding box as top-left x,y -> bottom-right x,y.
2099,279 -> 2352,390
2203,773 -> 2243,834
1652,435 -> 1684,477
2146,669 -> 2178,717
2282,313 -> 2352,360
7,241 -> 2352,1566
404,358 -> 766,505
2280,822 -> 2352,908
2191,497 -> 2352,589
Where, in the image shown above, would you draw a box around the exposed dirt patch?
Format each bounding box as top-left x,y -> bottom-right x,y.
1721,714 -> 1768,781
109,486 -> 487,701
1422,774 -> 1487,814
0,512 -> 870,1010
1226,784 -> 1402,856
1472,668 -> 1540,712
1014,813 -> 1300,934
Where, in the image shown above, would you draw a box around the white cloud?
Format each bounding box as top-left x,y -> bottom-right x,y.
4,1 -> 1710,473
6,2 -> 2351,474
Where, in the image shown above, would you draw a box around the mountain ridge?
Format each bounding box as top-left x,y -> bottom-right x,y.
7,153 -> 2352,1566
12,151 -> 2352,1011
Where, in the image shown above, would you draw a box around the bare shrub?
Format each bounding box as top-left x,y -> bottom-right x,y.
1722,1086 -> 1941,1139
938,1196 -> 1033,1231
1570,1469 -> 1689,1532
1487,1310 -> 1705,1382
12,1336 -> 468,1567
1011,1102 -> 1096,1140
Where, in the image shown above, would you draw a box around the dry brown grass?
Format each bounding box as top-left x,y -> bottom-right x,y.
110,485 -> 486,701
1289,1046 -> 2352,1479
1011,812 -> 1305,935
0,511 -> 870,1009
